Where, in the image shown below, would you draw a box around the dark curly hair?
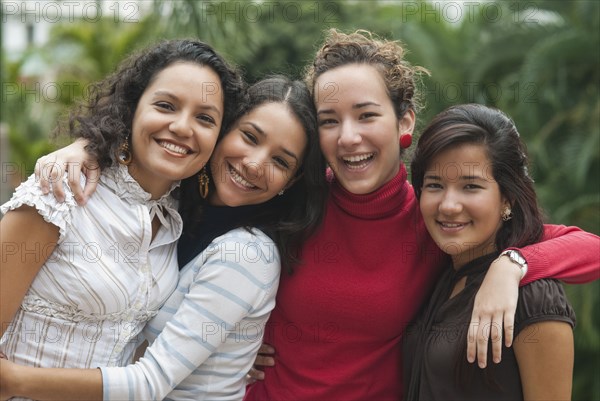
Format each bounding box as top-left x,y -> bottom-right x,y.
180,76 -> 328,272
62,39 -> 244,169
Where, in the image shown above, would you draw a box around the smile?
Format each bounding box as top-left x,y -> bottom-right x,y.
341,153 -> 374,169
228,164 -> 258,190
157,140 -> 191,155
437,221 -> 468,231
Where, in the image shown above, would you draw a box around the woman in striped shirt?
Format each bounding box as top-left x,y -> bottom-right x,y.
0,75 -> 327,400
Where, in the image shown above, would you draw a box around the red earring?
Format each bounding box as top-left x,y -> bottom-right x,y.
400,133 -> 412,149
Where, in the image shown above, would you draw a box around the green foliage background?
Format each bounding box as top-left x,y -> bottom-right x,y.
2,1 -> 598,399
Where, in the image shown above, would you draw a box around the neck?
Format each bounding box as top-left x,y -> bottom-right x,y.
127,165 -> 172,200
451,243 -> 497,271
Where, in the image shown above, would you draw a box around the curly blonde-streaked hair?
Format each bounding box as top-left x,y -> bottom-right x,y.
305,29 -> 429,119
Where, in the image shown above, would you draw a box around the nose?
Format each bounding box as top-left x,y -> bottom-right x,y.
338,120 -> 362,148
169,112 -> 193,137
439,189 -> 463,215
242,150 -> 270,182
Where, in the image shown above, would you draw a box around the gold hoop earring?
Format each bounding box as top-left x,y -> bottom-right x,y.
198,167 -> 210,199
116,136 -> 132,166
501,207 -> 513,222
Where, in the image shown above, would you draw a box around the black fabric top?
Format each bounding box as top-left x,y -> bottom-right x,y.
177,204 -> 265,268
403,252 -> 576,401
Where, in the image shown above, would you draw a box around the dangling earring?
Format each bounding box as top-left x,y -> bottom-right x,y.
198,167 -> 210,199
501,207 -> 513,222
278,189 -> 285,196
116,136 -> 132,165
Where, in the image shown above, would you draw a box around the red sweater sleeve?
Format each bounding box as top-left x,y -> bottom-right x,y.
516,224 -> 600,285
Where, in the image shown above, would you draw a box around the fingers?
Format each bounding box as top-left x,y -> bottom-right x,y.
504,313 -> 515,349
35,155 -> 61,196
258,343 -> 275,355
66,162 -> 84,205
254,354 -> 275,368
467,317 -> 478,364
468,314 -> 504,368
81,163 -> 101,205
490,313 -> 503,364
247,367 -> 265,382
475,315 -> 491,368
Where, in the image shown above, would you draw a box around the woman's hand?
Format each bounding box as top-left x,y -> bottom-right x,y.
467,255 -> 521,368
34,139 -> 100,205
247,343 -> 275,382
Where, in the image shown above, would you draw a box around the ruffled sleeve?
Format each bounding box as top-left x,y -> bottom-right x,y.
0,174 -> 78,243
514,278 -> 576,338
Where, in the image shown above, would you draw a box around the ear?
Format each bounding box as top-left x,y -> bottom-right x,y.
398,109 -> 416,149
501,196 -> 512,213
398,109 -> 416,134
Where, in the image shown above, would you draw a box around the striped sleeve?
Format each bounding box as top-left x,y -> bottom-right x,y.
100,229 -> 280,400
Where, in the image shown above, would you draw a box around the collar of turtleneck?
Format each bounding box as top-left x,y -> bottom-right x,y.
329,164 -> 410,220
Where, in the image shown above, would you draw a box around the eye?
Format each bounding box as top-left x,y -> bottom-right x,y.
154,101 -> 174,111
464,183 -> 483,190
197,114 -> 216,126
318,118 -> 338,127
423,182 -> 443,190
273,156 -> 290,169
242,131 -> 258,144
359,112 -> 378,120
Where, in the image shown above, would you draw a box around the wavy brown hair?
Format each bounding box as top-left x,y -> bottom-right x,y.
305,29 -> 429,121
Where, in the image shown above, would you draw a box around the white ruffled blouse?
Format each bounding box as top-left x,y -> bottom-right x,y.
0,165 -> 181,370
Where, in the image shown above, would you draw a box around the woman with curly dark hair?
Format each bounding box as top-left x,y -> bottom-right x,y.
0,38 -> 240,385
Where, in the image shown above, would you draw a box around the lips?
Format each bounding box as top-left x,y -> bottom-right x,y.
341,152 -> 375,170
437,221 -> 469,232
227,163 -> 258,190
157,140 -> 192,155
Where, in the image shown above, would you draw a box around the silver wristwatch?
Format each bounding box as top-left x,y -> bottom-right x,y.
499,249 -> 528,280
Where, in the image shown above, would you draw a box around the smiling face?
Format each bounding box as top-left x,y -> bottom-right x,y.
314,63 -> 415,195
128,62 -> 224,198
419,144 -> 509,268
208,102 -> 307,207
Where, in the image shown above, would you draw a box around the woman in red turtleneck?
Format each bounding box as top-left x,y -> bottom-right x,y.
244,29 -> 599,401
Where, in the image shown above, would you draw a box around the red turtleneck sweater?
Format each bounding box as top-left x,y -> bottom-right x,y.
245,166 -> 599,401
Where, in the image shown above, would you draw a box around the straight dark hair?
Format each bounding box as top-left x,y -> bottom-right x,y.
179,76 -> 328,272
412,103 -> 544,251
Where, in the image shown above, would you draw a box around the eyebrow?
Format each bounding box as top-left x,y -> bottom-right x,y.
424,174 -> 485,181
152,90 -> 222,117
317,101 -> 381,116
247,122 -> 300,162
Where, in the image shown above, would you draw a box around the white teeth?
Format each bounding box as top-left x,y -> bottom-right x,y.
441,223 -> 463,228
158,141 -> 189,155
342,153 -> 374,163
228,166 -> 256,189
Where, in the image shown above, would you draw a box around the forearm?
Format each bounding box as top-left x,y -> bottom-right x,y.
10,365 -> 102,401
518,225 -> 600,285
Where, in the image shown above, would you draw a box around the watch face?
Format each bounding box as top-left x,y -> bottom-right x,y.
508,251 -> 526,266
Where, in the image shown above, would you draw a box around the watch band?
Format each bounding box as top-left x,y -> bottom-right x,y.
499,249 -> 528,280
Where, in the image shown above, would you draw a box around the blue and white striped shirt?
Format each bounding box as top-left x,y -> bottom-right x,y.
101,228 -> 281,400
